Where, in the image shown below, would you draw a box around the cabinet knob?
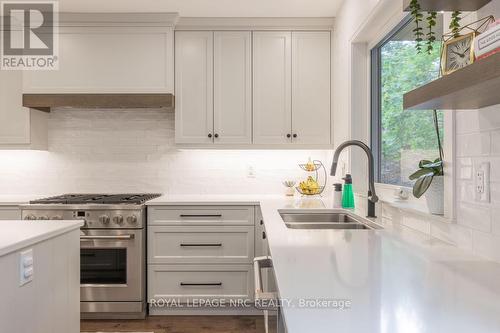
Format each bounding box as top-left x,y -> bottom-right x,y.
262,231 -> 266,239
293,133 -> 298,138
286,134 -> 291,138
208,133 -> 213,138
214,133 -> 219,138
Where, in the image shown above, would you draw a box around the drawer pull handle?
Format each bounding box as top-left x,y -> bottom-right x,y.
180,282 -> 223,286
179,214 -> 223,218
180,243 -> 222,247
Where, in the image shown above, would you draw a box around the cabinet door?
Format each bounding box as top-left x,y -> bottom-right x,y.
214,31 -> 252,144
175,31 -> 214,144
292,31 -> 331,144
253,32 -> 292,144
0,69 -> 30,144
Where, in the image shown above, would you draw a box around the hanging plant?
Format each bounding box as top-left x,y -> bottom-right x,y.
410,2 -> 462,54
409,0 -> 424,53
426,11 -> 437,54
449,11 -> 462,38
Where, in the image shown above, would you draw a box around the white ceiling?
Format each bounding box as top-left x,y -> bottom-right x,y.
56,0 -> 344,17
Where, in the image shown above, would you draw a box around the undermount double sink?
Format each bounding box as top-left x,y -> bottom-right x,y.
280,210 -> 382,230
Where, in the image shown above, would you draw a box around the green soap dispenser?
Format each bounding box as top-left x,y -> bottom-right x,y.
342,174 -> 355,209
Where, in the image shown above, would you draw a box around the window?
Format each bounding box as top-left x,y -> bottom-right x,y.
371,16 -> 444,187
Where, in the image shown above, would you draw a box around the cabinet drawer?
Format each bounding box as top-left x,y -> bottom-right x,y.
0,207 -> 21,220
148,226 -> 254,264
148,264 -> 253,302
148,206 -> 254,226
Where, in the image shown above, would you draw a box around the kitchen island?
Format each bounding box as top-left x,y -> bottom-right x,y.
0,220 -> 83,333
148,195 -> 500,333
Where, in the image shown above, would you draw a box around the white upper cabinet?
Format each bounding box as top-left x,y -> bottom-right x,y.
0,69 -> 47,149
213,31 -> 252,144
23,14 -> 175,93
175,31 -> 214,144
175,31 -> 252,145
291,31 -> 331,144
252,32 -> 292,145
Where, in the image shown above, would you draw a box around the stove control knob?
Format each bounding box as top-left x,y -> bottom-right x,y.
52,215 -> 62,220
113,215 -> 124,224
99,215 -> 110,224
39,215 -> 49,220
24,214 -> 37,220
127,215 -> 138,224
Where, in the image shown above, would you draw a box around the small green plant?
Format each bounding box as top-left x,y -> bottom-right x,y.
409,110 -> 444,198
426,11 -> 437,54
410,1 -> 462,54
450,11 -> 462,38
410,0 -> 424,53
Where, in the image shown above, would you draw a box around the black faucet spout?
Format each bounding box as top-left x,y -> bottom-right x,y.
330,140 -> 378,218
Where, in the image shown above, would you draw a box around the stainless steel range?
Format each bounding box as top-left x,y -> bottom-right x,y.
21,193 -> 161,319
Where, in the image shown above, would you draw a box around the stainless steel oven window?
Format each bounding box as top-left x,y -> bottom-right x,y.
81,248 -> 127,284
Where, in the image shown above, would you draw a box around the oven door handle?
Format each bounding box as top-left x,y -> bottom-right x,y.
80,235 -> 135,240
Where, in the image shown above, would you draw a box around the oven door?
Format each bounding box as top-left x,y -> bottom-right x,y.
80,229 -> 144,302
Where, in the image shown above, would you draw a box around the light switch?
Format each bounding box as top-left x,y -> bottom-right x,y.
475,162 -> 490,203
20,249 -> 34,286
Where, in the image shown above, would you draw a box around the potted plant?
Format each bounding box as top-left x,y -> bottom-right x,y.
408,110 -> 444,215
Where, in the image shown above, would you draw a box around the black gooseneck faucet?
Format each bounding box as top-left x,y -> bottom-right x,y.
330,140 -> 378,218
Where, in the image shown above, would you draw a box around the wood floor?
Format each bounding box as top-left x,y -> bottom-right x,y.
81,316 -> 265,333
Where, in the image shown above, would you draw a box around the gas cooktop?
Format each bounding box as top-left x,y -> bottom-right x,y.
30,193 -> 161,205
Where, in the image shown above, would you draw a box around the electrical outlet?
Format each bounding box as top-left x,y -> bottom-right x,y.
247,165 -> 256,178
475,162 -> 490,203
20,249 -> 34,286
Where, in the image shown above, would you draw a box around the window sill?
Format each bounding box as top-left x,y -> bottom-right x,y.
381,199 -> 454,224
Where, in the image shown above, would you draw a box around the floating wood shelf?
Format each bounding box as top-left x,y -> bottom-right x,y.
23,93 -> 175,112
403,52 -> 500,110
403,0 -> 491,12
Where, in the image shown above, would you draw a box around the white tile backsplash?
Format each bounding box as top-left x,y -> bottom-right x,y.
0,108 -> 333,196
457,202 -> 492,233
456,131 -> 491,157
382,104 -> 500,263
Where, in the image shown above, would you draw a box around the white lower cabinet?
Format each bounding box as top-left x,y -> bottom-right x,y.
148,225 -> 254,264
148,264 -> 253,303
147,205 -> 257,314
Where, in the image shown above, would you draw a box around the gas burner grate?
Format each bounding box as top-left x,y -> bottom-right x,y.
30,193 -> 162,205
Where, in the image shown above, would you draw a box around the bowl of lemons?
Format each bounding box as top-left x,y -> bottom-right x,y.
296,176 -> 324,196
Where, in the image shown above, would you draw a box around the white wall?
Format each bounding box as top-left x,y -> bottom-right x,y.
0,109 -> 331,195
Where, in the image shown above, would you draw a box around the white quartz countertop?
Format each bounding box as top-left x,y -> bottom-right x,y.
0,220 -> 83,256
146,194 -> 261,205
148,194 -> 500,333
0,195 -> 42,206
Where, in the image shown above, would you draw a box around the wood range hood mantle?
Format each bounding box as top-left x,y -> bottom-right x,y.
22,93 -> 175,112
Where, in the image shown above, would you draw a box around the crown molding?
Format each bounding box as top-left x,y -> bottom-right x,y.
175,17 -> 335,31
57,12 -> 179,27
